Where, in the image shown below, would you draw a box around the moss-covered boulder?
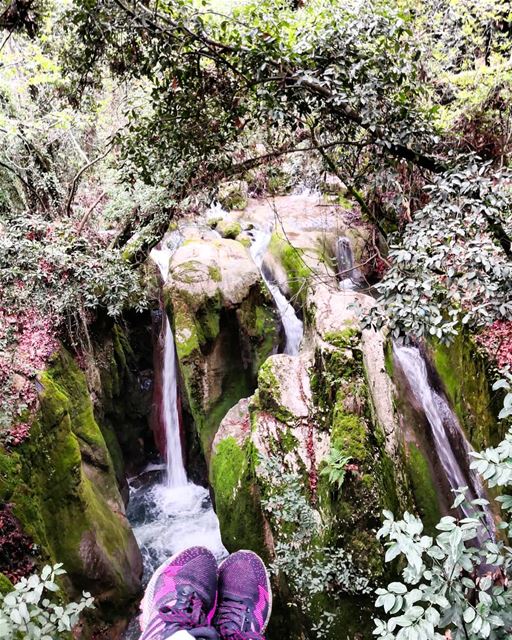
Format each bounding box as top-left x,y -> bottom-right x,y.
215,219 -> 243,240
167,238 -> 279,456
0,348 -> 142,622
267,232 -> 313,308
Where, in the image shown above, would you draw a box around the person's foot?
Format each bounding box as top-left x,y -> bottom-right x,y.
140,546 -> 219,640
214,550 -> 272,640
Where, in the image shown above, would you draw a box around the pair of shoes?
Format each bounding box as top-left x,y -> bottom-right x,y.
139,547 -> 272,640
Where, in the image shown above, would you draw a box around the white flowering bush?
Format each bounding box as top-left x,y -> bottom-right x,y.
0,564 -> 94,639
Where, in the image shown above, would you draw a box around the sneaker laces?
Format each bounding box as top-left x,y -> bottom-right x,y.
159,588 -> 207,630
216,599 -> 265,640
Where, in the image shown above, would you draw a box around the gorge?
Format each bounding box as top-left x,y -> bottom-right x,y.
0,187 -> 505,640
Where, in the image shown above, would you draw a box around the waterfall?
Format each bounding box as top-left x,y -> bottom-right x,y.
124,237 -> 226,639
248,228 -> 304,356
394,344 -> 494,539
336,236 -> 361,290
150,246 -> 187,487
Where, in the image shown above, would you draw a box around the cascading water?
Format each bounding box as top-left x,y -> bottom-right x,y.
336,236 -> 361,290
394,344 -> 494,540
124,237 -> 226,638
151,246 -> 187,488
249,227 -> 304,356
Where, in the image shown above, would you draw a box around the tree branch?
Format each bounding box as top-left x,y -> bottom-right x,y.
76,190 -> 106,235
65,145 -> 112,217
0,158 -> 48,212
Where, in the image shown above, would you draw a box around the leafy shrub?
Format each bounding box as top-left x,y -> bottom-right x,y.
260,456 -> 371,637
0,564 -> 94,639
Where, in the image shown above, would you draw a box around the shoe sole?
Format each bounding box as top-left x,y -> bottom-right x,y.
140,546 -> 216,632
218,550 -> 273,633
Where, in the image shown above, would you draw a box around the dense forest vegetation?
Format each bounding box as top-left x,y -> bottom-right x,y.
0,0 -> 511,639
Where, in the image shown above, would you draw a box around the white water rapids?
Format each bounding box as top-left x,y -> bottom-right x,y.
249,228 -> 304,356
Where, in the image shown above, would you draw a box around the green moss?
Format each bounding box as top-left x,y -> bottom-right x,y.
210,437 -> 268,559
237,295 -> 278,375
208,265 -> 222,282
336,194 -> 353,209
216,220 -> 242,240
43,350 -> 107,454
173,302 -> 201,360
0,573 -> 13,595
257,359 -> 294,424
280,428 -> 298,453
349,529 -> 385,576
0,347 -> 141,619
268,233 -> 312,306
324,328 -> 359,350
384,340 -> 394,378
203,371 -> 253,455
235,234 -> 251,248
432,333 -> 500,448
309,593 -> 375,640
331,391 -> 368,461
406,443 -> 442,534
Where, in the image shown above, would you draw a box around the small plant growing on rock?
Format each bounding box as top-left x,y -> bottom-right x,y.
0,564 -> 94,639
320,447 -> 352,489
261,456 -> 372,638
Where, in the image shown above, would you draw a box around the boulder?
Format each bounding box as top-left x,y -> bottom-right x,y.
211,342 -> 408,639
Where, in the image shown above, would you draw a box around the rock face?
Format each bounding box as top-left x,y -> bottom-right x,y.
0,348 -> 142,622
211,336 -> 408,639
93,317 -> 155,479
167,237 -> 279,456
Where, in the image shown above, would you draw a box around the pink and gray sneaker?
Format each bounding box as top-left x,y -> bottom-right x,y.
214,550 -> 272,640
139,546 -> 219,640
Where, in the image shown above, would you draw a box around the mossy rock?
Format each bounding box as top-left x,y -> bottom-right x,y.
0,347 -> 142,621
431,332 -> 501,449
210,437 -> 268,559
268,232 -> 312,307
235,232 -> 252,248
216,219 -> 242,240
168,240 -> 278,456
406,442 -> 442,534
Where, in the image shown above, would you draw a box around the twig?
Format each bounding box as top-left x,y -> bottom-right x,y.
76,191 -> 106,235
